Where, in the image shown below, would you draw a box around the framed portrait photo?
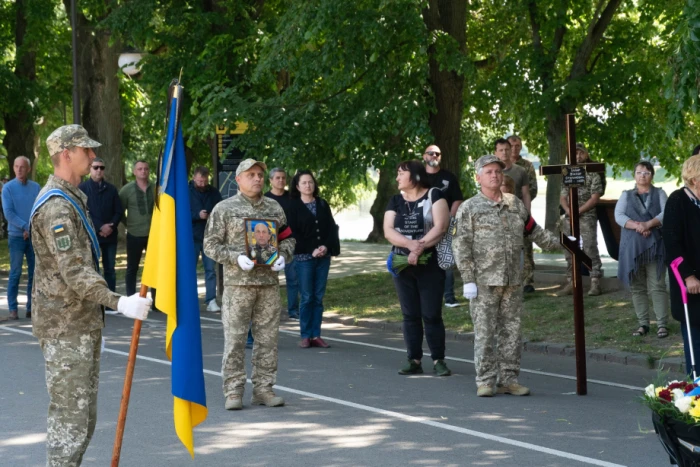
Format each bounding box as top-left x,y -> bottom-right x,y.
244,218 -> 279,267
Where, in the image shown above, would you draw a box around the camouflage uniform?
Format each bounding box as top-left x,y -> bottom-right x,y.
203,193 -> 295,398
515,156 -> 538,287
560,171 -> 603,279
249,244 -> 278,265
32,174 -> 121,466
453,191 -> 559,387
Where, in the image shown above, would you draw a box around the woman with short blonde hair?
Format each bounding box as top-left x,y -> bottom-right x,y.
662,155 -> 700,375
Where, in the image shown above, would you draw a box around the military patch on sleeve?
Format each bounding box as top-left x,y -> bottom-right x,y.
53,225 -> 65,234
55,234 -> 71,251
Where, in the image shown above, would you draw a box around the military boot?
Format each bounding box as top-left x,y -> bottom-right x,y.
555,281 -> 573,297
225,394 -> 243,410
251,390 -> 285,407
588,278 -> 602,296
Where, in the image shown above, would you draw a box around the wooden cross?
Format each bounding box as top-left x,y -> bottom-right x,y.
539,114 -> 605,396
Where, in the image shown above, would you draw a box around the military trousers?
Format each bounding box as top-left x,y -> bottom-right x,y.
522,239 -> 535,286
221,285 -> 280,397
39,329 -> 101,467
470,285 -> 522,387
561,215 -> 602,279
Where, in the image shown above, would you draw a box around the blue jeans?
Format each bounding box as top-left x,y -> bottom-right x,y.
100,243 -> 118,292
296,256 -> 331,339
8,235 -> 35,312
285,261 -> 299,316
681,321 -> 700,377
194,242 -> 217,302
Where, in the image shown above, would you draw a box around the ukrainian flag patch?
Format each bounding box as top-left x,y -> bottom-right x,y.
53,225 -> 64,234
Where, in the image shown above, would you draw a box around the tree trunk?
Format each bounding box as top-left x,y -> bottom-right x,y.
366,164 -> 397,243
543,112 -> 568,231
422,0 -> 467,175
3,0 -> 38,176
65,1 -> 123,187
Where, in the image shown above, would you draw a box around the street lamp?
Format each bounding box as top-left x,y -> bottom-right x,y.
118,51 -> 144,77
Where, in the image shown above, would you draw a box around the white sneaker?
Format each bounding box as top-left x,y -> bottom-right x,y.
206,300 -> 221,312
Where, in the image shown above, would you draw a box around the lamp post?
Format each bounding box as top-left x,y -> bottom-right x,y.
70,0 -> 80,124
118,51 -> 144,77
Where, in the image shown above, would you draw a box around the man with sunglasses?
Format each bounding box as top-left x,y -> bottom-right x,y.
79,158 -> 123,293
423,144 -> 464,308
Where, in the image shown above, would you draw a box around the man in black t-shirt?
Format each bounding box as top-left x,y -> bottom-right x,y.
423,144 -> 464,307
264,168 -> 299,320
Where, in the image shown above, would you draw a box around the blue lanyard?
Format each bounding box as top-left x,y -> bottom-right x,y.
30,189 -> 101,271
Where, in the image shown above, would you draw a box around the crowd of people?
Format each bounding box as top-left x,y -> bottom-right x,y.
3,122 -> 700,464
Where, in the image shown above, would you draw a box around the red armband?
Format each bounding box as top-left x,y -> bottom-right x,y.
524,216 -> 537,236
278,225 -> 292,241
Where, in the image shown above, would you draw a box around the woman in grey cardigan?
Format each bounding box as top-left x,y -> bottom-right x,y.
614,160 -> 669,338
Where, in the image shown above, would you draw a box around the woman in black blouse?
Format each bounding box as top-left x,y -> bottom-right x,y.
662,155 -> 700,375
384,160 -> 451,376
288,170 -> 338,349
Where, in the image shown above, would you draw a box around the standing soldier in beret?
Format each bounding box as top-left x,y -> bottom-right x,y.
452,155 -> 561,397
204,158 -> 295,410
31,125 -> 153,466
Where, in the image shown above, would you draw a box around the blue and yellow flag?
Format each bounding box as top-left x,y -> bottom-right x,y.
142,83 -> 207,457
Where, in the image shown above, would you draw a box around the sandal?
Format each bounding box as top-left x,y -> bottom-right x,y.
632,325 -> 649,337
657,327 -> 669,339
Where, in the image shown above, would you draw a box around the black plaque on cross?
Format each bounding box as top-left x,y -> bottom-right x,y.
539,114 -> 605,396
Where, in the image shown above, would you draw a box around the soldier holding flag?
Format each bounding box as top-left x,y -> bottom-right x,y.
30,125 -> 152,466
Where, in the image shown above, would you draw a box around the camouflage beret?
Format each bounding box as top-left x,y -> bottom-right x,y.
475,154 -> 506,173
46,125 -> 101,156
236,158 -> 267,176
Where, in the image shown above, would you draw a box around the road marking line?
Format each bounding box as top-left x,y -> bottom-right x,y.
0,325 -> 630,466
105,347 -> 632,466
200,316 -> 645,391
0,316 -> 645,392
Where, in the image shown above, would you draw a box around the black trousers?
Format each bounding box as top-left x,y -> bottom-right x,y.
125,233 -> 156,302
392,258 -> 446,361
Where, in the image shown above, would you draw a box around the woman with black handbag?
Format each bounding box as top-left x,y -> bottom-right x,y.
288,170 -> 339,349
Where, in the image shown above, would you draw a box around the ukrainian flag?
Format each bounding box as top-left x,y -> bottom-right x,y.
142,83 -> 207,457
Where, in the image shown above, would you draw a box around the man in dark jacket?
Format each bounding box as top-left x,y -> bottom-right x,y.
190,166 -> 223,311
79,157 -> 123,293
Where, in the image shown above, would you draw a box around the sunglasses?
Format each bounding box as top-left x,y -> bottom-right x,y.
92,166 -> 105,170
425,151 -> 441,157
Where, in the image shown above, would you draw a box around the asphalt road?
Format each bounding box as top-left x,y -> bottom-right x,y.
0,306 -> 681,467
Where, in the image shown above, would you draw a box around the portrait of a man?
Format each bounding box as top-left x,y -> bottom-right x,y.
245,219 -> 279,266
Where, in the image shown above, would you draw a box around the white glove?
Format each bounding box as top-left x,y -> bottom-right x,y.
117,293 -> 152,321
567,236 -> 576,241
271,255 -> 286,272
463,283 -> 477,299
237,255 -> 255,271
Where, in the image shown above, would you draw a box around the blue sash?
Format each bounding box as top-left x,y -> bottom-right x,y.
30,189 -> 101,271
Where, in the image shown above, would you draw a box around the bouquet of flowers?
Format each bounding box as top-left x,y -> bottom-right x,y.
643,379 -> 700,425
386,251 -> 432,277
643,379 -> 700,465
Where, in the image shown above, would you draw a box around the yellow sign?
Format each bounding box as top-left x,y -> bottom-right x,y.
215,122 -> 248,135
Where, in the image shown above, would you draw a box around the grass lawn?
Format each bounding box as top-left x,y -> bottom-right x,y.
314,271 -> 684,362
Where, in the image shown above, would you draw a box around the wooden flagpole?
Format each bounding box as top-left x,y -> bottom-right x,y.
110,284 -> 148,466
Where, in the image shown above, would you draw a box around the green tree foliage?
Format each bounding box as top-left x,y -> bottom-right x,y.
471,0 -> 688,229
666,0 -> 700,144
0,0 -> 72,180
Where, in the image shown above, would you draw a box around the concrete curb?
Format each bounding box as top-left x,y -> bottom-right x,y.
321,311 -> 684,372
